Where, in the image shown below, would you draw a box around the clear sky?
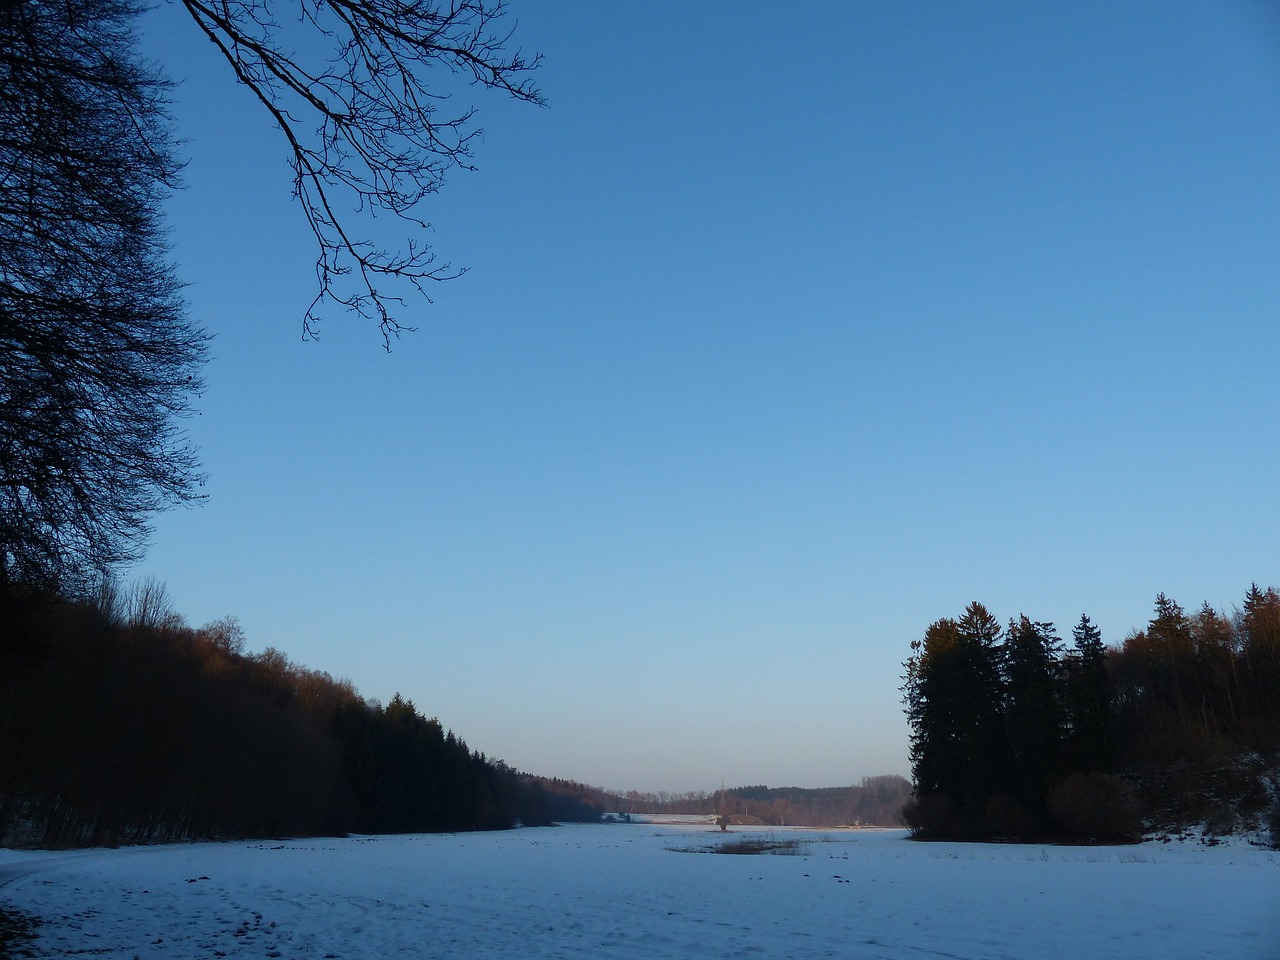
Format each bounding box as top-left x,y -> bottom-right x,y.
134,1 -> 1280,793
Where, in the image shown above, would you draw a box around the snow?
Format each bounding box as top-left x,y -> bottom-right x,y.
1,824 -> 1277,959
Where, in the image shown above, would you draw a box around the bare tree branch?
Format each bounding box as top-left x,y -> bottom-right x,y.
176,0 -> 544,346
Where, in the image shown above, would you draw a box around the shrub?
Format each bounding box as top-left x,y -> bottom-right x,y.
714,837 -> 804,856
1266,796 -> 1280,850
1047,772 -> 1143,843
902,793 -> 962,839
1201,802 -> 1237,837
1262,770 -> 1280,849
980,795 -> 1041,841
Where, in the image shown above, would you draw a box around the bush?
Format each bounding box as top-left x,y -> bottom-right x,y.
1201,802 -> 1238,838
1047,772 -> 1143,843
980,795 -> 1041,840
1261,770 -> 1280,849
903,793 -> 963,839
1266,797 -> 1280,850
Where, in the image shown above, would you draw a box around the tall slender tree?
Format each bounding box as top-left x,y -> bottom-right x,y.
1239,584 -> 1280,729
1190,601 -> 1238,736
904,617 -> 962,805
1064,613 -> 1112,772
903,603 -> 1007,835
1002,615 -> 1063,814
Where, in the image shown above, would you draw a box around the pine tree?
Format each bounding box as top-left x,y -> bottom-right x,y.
1064,614 -> 1112,773
1147,593 -> 1196,738
903,603 -> 1007,836
904,618 -> 961,800
1003,615 -> 1063,817
1240,584 -> 1280,729
1190,602 -> 1238,737
955,602 -> 1008,808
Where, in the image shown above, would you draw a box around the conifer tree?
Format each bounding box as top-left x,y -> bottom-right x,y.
955,602 -> 1008,804
903,603 -> 1007,835
1190,602 -> 1238,736
1064,614 -> 1112,772
1240,584 -> 1280,727
904,618 -> 962,803
1002,615 -> 1063,815
1146,593 -> 1196,737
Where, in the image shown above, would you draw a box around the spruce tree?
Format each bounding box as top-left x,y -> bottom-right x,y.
955,602 -> 1008,811
903,603 -> 1007,836
904,618 -> 963,802
1240,584 -> 1280,727
1003,615 -> 1063,818
1146,593 -> 1196,738
1065,614 -> 1112,773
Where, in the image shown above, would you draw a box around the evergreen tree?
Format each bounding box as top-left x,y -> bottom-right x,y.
1002,615 -> 1063,816
1190,602 -> 1239,737
905,618 -> 958,801
903,603 -> 1007,836
1064,614 -> 1112,773
1153,594 -> 1201,739
955,602 -> 1008,806
1240,584 -> 1280,729
905,585 -> 1280,842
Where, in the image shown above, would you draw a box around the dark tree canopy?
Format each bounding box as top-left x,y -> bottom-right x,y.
905,587 -> 1280,842
0,0 -> 207,590
177,0 -> 545,344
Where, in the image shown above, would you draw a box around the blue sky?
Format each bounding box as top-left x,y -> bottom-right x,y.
136,1 -> 1280,792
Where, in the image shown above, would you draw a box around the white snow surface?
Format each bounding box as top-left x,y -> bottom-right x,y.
1,824 -> 1277,959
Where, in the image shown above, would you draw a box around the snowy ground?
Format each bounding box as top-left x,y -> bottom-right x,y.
1,824 -> 1277,959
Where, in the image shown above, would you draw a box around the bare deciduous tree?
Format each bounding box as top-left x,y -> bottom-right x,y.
0,0 -> 207,591
0,0 -> 541,590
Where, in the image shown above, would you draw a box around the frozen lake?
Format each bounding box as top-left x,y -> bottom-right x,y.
1,823 -> 1277,958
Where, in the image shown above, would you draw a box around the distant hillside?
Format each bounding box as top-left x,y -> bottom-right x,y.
529,776 -> 911,827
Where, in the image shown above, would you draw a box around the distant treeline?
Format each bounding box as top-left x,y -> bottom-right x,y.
0,581 -> 576,846
532,776 -> 911,827
713,778 -> 911,826
903,585 -> 1280,843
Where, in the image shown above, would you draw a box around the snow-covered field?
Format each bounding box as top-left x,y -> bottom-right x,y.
1,824 -> 1277,959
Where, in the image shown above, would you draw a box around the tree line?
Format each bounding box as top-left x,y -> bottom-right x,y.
902,585 -> 1280,842
546,776 -> 911,828
0,581 -> 569,846
707,778 -> 911,827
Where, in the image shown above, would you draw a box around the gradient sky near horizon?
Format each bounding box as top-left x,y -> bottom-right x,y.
133,1 -> 1280,793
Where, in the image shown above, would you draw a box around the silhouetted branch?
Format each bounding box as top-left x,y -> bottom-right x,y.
177,0 -> 544,346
